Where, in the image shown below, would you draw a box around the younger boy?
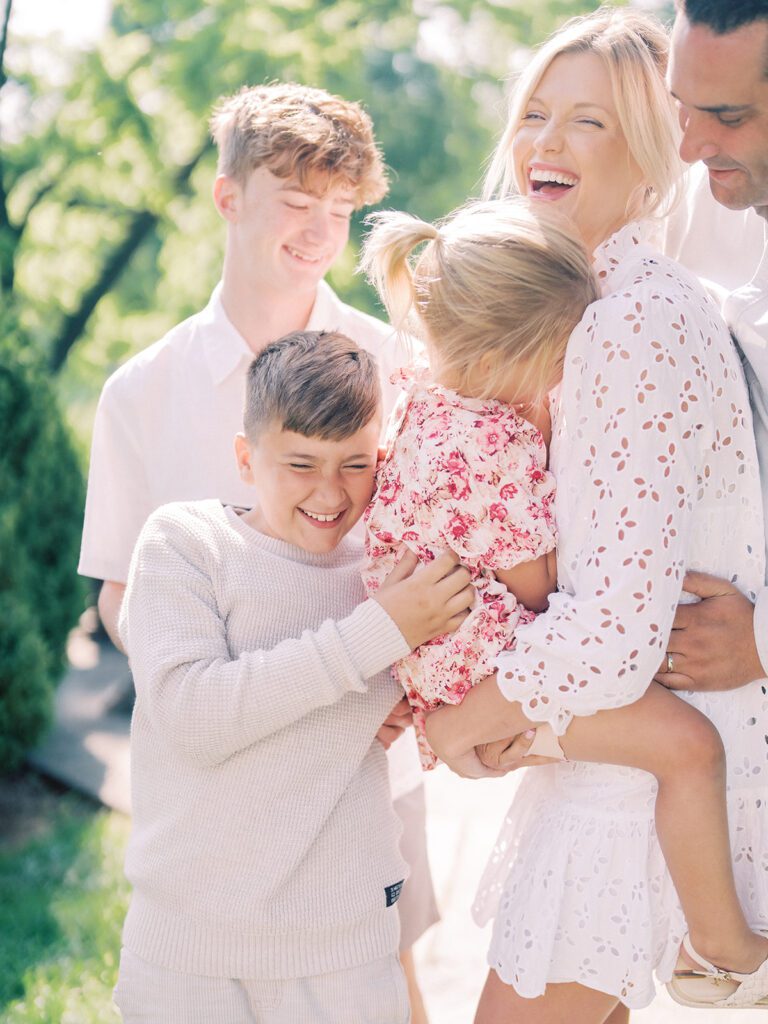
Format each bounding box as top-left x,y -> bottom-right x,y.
113,331 -> 472,1024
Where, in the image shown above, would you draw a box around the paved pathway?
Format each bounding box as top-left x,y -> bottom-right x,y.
31,620 -> 759,1022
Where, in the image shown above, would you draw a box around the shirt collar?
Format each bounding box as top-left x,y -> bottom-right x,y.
306,279 -> 343,333
200,283 -> 255,386
201,280 -> 343,386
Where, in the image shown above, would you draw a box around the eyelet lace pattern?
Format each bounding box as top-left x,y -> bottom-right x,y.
474,222 -> 768,1009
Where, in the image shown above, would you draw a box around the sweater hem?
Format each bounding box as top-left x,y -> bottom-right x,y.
122,895 -> 401,979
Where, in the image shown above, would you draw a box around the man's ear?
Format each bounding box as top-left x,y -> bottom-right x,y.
213,174 -> 241,223
234,432 -> 255,483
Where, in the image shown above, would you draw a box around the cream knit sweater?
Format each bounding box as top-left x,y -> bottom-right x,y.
119,500 -> 410,979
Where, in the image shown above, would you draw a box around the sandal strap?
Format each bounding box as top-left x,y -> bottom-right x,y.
681,934 -> 724,976
717,954 -> 768,1008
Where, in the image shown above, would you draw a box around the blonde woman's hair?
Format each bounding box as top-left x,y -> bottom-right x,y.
360,197 -> 599,402
484,6 -> 683,222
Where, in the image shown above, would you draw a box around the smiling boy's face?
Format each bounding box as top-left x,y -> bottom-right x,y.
235,417 -> 381,554
215,166 -> 356,299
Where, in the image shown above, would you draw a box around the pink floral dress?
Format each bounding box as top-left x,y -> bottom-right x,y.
362,366 -> 557,768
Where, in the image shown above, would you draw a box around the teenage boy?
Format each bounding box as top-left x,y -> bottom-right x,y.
655,2 -> 768,691
113,331 -> 473,1023
79,83 -> 437,1016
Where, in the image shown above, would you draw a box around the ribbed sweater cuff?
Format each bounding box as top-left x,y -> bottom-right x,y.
338,600 -> 410,681
754,586 -> 768,679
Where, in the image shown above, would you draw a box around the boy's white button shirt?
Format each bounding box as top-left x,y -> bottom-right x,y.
79,278 -> 423,798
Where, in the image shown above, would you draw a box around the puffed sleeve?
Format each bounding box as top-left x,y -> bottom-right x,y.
411,420 -> 557,569
497,282 -> 742,734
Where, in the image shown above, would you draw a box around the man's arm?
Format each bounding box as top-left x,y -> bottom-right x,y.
98,580 -> 127,654
655,571 -> 767,692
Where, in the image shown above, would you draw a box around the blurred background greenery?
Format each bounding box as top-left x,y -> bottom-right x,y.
1,0 -> 677,452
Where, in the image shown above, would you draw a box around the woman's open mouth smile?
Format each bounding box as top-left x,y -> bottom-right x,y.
528,164 -> 579,199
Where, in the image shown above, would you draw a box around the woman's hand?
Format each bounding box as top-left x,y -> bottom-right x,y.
372,548 -> 474,650
476,732 -> 562,771
425,704 -> 508,779
438,745 -> 509,779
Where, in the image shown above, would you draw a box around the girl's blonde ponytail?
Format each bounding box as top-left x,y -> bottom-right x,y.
360,197 -> 599,403
359,211 -> 440,333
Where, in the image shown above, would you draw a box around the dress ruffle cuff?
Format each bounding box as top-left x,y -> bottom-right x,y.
495,647 -> 573,737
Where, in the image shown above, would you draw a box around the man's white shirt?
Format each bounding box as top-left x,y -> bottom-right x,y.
663,165 -> 768,675
724,235 -> 768,674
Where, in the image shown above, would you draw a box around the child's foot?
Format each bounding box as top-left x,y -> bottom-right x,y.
668,933 -> 768,1009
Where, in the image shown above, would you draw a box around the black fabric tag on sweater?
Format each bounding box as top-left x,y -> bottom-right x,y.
385,880 -> 404,907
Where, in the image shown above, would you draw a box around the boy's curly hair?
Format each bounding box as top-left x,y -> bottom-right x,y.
210,82 -> 388,208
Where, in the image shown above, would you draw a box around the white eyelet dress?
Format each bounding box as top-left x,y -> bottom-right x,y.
473,222 -> 768,1010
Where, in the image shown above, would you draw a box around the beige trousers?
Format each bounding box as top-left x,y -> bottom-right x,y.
114,947 -> 410,1024
394,784 -> 439,949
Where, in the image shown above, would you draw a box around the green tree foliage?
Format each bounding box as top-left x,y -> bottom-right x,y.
3,0 -> 607,442
0,315 -> 86,772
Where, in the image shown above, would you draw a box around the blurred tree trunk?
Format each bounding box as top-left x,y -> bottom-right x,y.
0,0 -> 17,296
49,140 -> 210,372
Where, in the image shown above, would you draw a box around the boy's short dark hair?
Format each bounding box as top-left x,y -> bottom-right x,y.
244,330 -> 381,442
677,0 -> 768,34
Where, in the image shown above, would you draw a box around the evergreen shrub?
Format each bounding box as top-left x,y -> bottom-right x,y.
0,316 -> 86,773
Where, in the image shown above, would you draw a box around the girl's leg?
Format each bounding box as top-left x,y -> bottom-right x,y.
475,971 -> 621,1024
560,683 -> 768,974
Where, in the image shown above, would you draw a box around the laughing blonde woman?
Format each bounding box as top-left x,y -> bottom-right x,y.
424,7 -> 768,1021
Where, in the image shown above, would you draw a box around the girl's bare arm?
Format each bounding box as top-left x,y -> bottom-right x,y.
496,548 -> 557,613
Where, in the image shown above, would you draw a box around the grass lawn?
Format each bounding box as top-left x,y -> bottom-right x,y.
0,772 -> 130,1024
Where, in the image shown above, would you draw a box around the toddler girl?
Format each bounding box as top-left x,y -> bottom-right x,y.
360,198 -> 592,768
360,196 -> 768,1005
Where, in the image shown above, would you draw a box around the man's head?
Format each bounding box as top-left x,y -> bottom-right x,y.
234,330 -> 382,553
670,1 -> 768,211
210,83 -> 388,295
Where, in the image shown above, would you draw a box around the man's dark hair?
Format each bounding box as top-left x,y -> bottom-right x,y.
677,0 -> 768,34
244,329 -> 381,442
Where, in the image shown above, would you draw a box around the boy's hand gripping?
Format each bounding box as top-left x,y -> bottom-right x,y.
372,549 -> 474,651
